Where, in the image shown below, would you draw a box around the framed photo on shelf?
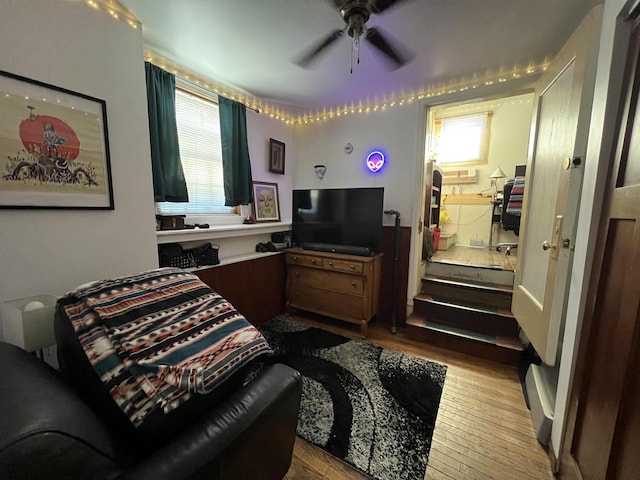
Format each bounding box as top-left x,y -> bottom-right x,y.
0,69 -> 113,209
252,181 -> 280,222
268,138 -> 285,175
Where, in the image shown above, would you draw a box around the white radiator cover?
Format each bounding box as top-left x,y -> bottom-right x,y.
526,364 -> 555,445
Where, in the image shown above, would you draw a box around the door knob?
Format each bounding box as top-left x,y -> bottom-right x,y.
542,241 -> 557,251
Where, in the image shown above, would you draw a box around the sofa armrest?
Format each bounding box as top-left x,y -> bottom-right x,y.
0,342 -> 125,480
119,363 -> 301,480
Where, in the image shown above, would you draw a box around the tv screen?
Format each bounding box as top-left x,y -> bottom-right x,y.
292,187 -> 384,252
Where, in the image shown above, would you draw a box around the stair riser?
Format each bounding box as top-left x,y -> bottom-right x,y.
421,281 -> 512,309
426,262 -> 514,286
413,299 -> 519,336
406,324 -> 520,366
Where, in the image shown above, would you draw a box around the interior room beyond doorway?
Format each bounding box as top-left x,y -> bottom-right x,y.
426,92 -> 534,256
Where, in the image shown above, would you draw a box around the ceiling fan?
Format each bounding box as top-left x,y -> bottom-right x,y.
294,0 -> 415,72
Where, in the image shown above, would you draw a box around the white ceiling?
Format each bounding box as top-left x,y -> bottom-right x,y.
120,0 -> 601,114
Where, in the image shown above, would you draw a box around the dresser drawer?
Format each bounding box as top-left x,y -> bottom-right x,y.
286,253 -> 323,268
324,258 -> 364,274
289,266 -> 364,295
288,286 -> 363,320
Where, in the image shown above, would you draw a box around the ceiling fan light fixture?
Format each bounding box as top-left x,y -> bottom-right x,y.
294,0 -> 413,73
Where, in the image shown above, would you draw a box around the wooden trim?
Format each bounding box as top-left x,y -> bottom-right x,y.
379,226 -> 411,328
548,438 -> 560,473
195,254 -> 286,326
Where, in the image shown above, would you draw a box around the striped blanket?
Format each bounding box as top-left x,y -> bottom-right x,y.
60,268 -> 272,427
506,176 -> 525,215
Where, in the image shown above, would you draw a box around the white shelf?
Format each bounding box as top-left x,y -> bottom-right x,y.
156,221 -> 291,244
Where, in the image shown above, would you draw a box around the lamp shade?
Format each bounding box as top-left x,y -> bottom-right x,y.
489,166 -> 507,179
1,294 -> 57,352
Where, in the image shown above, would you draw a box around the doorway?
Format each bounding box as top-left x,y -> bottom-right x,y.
422,91 -> 534,277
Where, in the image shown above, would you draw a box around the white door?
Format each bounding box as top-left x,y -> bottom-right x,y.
511,6 -> 601,365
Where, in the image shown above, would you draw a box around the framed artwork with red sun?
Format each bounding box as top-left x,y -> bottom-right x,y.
0,70 -> 113,209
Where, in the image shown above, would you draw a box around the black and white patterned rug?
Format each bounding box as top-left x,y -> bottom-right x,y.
259,316 -> 447,480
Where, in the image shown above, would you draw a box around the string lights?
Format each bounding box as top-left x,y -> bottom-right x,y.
87,0 -> 548,126
85,0 -> 140,30
143,50 -> 295,125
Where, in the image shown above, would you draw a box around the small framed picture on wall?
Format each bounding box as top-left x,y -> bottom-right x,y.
269,138 -> 285,175
252,181 -> 280,222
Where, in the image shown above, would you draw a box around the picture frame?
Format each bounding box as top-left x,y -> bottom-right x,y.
0,69 -> 114,209
252,181 -> 280,222
268,138 -> 285,175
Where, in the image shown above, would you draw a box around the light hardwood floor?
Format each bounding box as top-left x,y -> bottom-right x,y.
431,245 -> 518,272
284,314 -> 553,480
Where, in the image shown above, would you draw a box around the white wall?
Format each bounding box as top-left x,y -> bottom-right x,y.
246,110 -> 295,222
0,0 -> 158,339
551,0 -> 627,460
294,103 -> 423,228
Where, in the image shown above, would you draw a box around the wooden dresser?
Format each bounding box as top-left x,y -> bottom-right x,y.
285,248 -> 382,337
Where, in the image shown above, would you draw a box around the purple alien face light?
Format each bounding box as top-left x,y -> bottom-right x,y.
366,151 -> 385,173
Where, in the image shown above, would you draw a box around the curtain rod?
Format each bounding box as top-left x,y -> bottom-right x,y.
176,75 -> 260,114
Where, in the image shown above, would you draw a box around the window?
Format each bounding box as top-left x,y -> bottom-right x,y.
433,112 -> 492,166
156,87 -> 235,216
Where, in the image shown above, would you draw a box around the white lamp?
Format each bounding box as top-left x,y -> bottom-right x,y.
489,166 -> 507,195
1,294 -> 57,352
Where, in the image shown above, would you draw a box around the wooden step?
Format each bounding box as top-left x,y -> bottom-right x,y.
426,261 -> 515,286
421,274 -> 513,309
413,293 -> 519,337
406,314 -> 523,366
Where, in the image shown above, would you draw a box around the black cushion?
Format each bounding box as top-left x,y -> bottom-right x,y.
0,342 -> 125,480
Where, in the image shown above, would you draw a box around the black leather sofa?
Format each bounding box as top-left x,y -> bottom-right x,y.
0,310 -> 302,480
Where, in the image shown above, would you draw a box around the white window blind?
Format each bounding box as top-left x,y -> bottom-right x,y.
434,112 -> 492,166
156,88 -> 234,215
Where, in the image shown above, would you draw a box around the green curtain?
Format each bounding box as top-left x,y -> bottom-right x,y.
144,62 -> 189,202
218,96 -> 253,206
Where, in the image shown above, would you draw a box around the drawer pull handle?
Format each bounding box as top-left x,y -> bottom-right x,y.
311,259 -> 316,263
351,281 -> 356,286
295,272 -> 300,276
293,256 -> 297,261
350,264 -> 355,269
329,262 -> 333,266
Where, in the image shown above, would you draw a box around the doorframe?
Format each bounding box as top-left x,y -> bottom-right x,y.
407,83 -> 542,310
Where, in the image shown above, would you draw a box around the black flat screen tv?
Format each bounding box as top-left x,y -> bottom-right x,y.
292,187 -> 384,254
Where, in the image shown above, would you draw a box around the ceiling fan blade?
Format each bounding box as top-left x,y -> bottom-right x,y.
294,29 -> 344,68
365,26 -> 414,70
370,0 -> 412,14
